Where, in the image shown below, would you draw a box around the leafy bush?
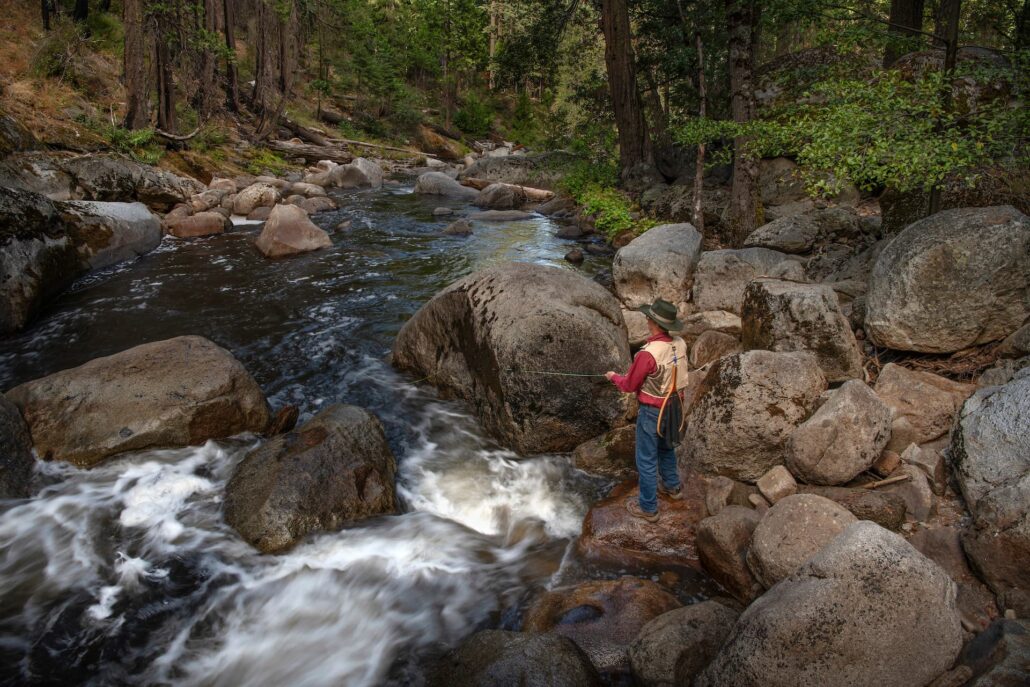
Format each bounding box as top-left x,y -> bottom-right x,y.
454,93 -> 493,136
246,148 -> 288,176
558,159 -> 652,240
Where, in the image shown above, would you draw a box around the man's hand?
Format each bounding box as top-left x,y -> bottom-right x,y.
605,371 -> 617,381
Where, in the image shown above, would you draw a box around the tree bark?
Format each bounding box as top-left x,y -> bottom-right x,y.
726,0 -> 761,247
197,0 -> 220,116
600,0 -> 654,177
155,28 -> 177,134
41,0 -> 51,30
693,31 -> 707,234
222,0 -> 240,112
927,0 -> 961,215
123,0 -> 149,130
253,0 -> 283,120
73,0 -> 88,23
884,0 -> 926,67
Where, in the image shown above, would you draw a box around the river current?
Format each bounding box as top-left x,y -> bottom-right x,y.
0,184 -> 626,685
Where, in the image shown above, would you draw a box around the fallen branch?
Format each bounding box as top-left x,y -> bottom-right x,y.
266,140 -> 352,164
281,115 -> 329,146
459,177 -> 555,202
860,474 -> 910,490
156,127 -> 201,141
326,137 -> 428,157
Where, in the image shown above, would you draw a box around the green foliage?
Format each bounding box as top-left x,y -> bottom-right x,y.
103,125 -> 164,165
246,148 -> 289,176
454,93 -> 494,136
508,92 -> 540,145
558,160 -> 653,239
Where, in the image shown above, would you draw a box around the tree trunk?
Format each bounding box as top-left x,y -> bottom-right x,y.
1017,0 -> 1029,51
600,0 -> 653,177
693,32 -> 707,234
197,0 -> 219,116
223,0 -> 240,112
73,0 -> 88,23
927,0 -> 961,215
123,0 -> 149,130
41,0 -> 50,30
726,0 -> 761,247
884,0 -> 925,67
253,0 -> 281,120
100,0 -> 111,11
156,30 -> 177,134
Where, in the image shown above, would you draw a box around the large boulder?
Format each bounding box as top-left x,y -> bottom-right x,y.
392,263 -> 631,454
873,363 -> 975,451
741,278 -> 864,382
695,506 -> 763,604
950,618 -> 1030,687
746,494 -> 858,588
0,396 -> 34,499
254,204 -> 332,258
950,370 -> 1030,615
232,183 -> 282,216
4,336 -> 270,467
413,172 -> 479,201
224,404 -> 398,553
691,247 -> 791,314
163,211 -> 232,239
60,155 -> 204,211
328,157 -> 383,189
786,380 -> 892,485
522,578 -> 681,675
0,109 -> 37,156
796,485 -> 907,531
697,521 -> 964,687
690,330 -> 741,368
474,183 -> 526,210
427,630 -> 601,687
865,206 -> 1030,353
0,187 -> 79,334
744,207 -> 862,255
611,223 -> 703,308
684,351 -> 826,481
58,200 -> 161,270
628,601 -> 739,687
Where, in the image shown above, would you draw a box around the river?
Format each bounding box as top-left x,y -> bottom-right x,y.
0,184 -> 696,686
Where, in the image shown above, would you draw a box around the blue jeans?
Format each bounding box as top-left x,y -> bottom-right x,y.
636,404 -> 681,513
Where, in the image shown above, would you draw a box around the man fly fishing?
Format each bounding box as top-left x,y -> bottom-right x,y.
605,298 -> 689,523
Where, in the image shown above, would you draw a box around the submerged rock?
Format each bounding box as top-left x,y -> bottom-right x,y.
392,263 -> 631,454
224,404 -> 398,553
164,210 -> 232,238
413,172 -> 479,201
254,204 -> 332,258
474,183 -> 527,210
612,223 -> 703,308
4,336 -> 270,467
0,396 -> 34,499
467,210 -> 534,221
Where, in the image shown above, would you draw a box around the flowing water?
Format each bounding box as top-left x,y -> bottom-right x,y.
0,185 -> 686,686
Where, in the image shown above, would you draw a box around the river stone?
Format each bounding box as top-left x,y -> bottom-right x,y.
741,278 -> 864,382
874,363 -> 975,450
474,183 -> 526,210
298,196 -> 338,215
611,223 -> 703,308
427,630 -> 601,687
232,183 -> 282,216
413,171 -> 479,201
756,465 -> 796,504
468,210 -> 534,221
691,247 -> 791,314
4,336 -> 270,467
680,310 -> 742,342
696,521 -> 964,687
443,219 -> 473,236
246,206 -> 272,222
59,154 -> 204,211
572,425 -> 635,479
684,351 -> 827,481
629,601 -> 739,687
0,186 -> 79,334
57,200 -> 161,270
163,211 -> 231,238
522,578 -> 681,675
950,370 -> 1030,615
865,206 -> 1030,353
224,404 -> 397,553
884,463 -> 936,522
577,478 -> 706,569
786,380 -> 892,485
392,263 -> 631,454
329,157 -> 384,189
0,396 -> 34,499
622,308 -> 650,347
744,214 -> 822,254
796,485 -> 907,531
288,182 -> 327,198
254,204 -> 332,258
746,494 -> 858,588
696,506 -> 764,604
209,177 -> 236,193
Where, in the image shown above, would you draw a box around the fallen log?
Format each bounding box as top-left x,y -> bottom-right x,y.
459,178 -> 555,202
281,115 -> 329,147
860,474 -> 911,490
266,140 -> 352,164
325,137 -> 428,157
317,108 -> 346,125
156,127 -> 201,142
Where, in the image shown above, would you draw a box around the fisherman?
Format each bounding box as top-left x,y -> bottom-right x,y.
605,298 -> 689,522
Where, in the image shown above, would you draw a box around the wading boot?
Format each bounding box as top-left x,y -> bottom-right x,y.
626,498 -> 660,523
658,483 -> 684,500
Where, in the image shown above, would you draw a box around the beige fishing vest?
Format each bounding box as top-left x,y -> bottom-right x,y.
640,338 -> 690,398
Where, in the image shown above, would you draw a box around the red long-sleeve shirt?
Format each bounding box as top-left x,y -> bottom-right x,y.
609,332 -> 671,408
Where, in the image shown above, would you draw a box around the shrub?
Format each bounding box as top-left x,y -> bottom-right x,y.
454,93 -> 493,136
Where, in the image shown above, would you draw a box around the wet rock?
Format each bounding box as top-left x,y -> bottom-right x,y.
443,219 -> 473,236
392,263 -> 631,454
232,182 -> 282,216
556,224 -> 584,239
950,370 -> 1030,615
874,363 -> 975,450
565,248 -> 585,265
786,380 -> 892,485
865,206 -> 1030,353
746,493 -> 857,588
612,223 -> 703,308
468,210 -> 534,221
689,330 -> 740,368
0,187 -> 79,334
756,465 -> 796,504
684,351 -> 826,481
59,154 -> 203,211
427,630 -> 601,687
696,506 -> 763,604
522,578 -> 681,675
458,152 -> 579,190
288,182 -> 327,198
572,425 -> 635,479
414,171 -> 479,201
796,485 -> 907,531
298,196 -> 338,215
474,183 -> 527,210
951,618 -> 1030,686
328,157 -> 384,189
0,396 -> 34,499
697,521 -> 964,687
691,247 -> 790,314
5,336 -> 269,467
629,601 -> 739,687
254,204 -> 332,258
163,211 -> 231,238
741,278 -> 864,382
432,207 -> 454,217
224,404 -> 397,553
577,478 -> 707,568
537,196 -> 577,216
